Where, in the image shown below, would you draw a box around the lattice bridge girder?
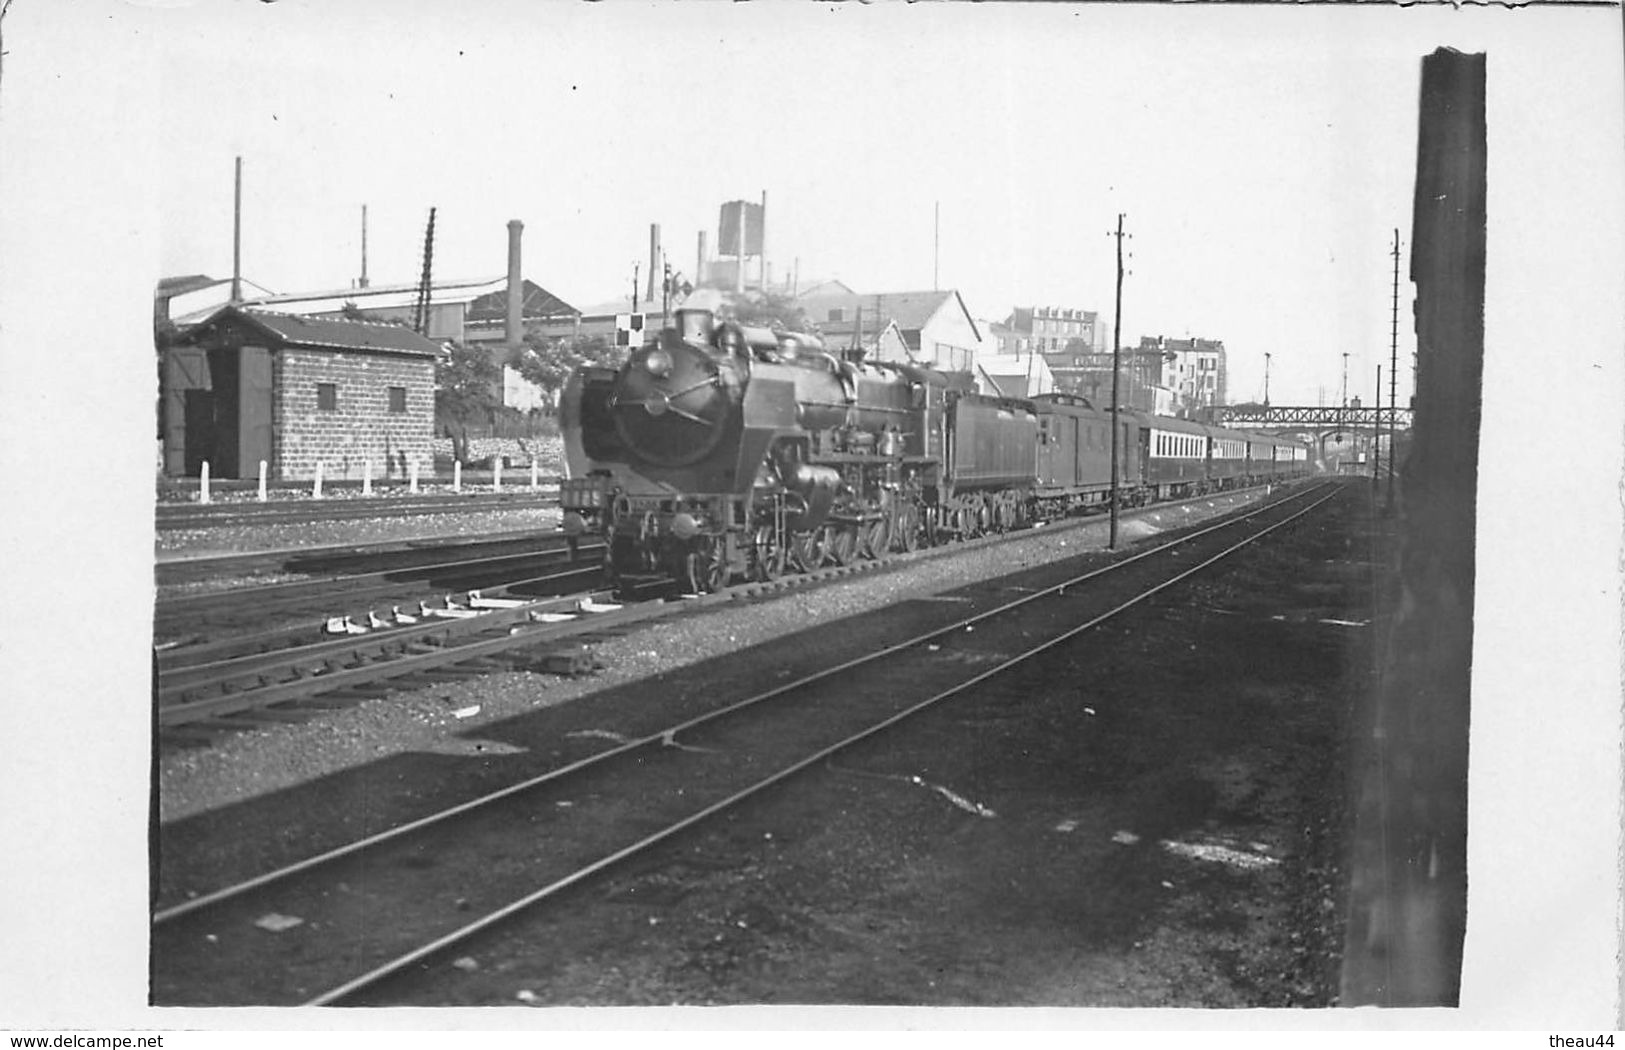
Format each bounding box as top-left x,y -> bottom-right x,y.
1214,405 -> 1413,430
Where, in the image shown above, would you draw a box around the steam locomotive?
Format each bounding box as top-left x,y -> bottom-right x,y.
558,300 -> 1311,593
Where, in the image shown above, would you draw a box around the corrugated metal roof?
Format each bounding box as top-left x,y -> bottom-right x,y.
156,274 -> 218,297
220,308 -> 444,356
465,280 -> 579,321
242,277 -> 508,317
797,290 -> 980,343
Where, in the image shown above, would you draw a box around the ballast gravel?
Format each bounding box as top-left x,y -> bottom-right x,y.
156,506 -> 563,557
157,494 -> 1263,824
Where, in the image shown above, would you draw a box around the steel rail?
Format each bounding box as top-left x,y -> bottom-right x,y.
156,560 -> 603,673
155,492 -> 559,530
156,482 -> 1336,933
156,589 -> 653,725
155,528 -> 578,585
301,479 -> 1341,1005
156,540 -> 599,617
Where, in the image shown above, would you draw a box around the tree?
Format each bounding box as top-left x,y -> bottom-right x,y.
434,342 -> 502,461
719,288 -> 812,334
515,332 -> 619,409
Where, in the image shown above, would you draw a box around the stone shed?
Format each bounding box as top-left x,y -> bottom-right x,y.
162,306 -> 443,481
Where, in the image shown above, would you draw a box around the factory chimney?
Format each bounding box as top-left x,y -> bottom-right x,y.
359,204 -> 370,290
647,224 -> 661,304
506,219 -> 524,347
697,231 -> 708,286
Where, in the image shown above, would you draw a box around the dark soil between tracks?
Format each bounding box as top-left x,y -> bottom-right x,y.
344,486 -> 1372,1008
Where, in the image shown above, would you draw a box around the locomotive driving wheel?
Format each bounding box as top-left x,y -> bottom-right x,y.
789,529 -> 826,572
750,524 -> 785,581
681,537 -> 729,594
859,517 -> 890,560
892,502 -> 920,553
826,524 -> 858,567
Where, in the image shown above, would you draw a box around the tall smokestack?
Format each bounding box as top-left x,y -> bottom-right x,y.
506,219 -> 524,347
231,156 -> 243,303
359,204 -> 369,290
759,190 -> 767,292
647,224 -> 661,304
697,231 -> 707,285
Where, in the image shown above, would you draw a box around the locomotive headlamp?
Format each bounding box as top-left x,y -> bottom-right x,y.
670,512 -> 700,539
643,347 -> 674,378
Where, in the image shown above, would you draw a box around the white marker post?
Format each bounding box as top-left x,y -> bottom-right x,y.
313,461 -> 324,500
199,461 -> 211,504
257,460 -> 268,502
453,460 -> 462,493
493,457 -> 503,493
362,459 -> 373,497
409,458 -> 420,494
530,456 -> 539,491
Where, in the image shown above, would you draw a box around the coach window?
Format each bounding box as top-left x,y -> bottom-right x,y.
388,386 -> 407,413
317,383 -> 337,411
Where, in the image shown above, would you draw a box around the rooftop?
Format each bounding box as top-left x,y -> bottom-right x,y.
185,306 -> 446,357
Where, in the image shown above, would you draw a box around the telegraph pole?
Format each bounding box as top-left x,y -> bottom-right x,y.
1388,228 -> 1401,511
1374,365 -> 1383,487
661,253 -> 671,328
231,156 -> 243,303
1340,352 -> 1350,472
1108,213 -> 1128,549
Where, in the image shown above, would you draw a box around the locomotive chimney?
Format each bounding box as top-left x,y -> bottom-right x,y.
506,219 -> 524,347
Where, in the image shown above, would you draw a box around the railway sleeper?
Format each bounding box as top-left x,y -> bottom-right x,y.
502,647 -> 599,676
249,705 -> 320,723
157,728 -> 219,748
409,669 -> 485,683
289,691 -> 382,705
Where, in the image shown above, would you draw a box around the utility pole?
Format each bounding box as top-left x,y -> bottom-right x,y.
1340,352 -> 1350,471
734,201 -> 746,295
231,156 -> 243,303
661,253 -> 671,328
1108,213 -> 1129,549
1388,227 -> 1401,511
413,207 -> 436,335
1374,365 -> 1383,487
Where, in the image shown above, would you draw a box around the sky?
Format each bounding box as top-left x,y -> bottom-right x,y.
137,1 -> 1589,408
3,0 -> 1624,1032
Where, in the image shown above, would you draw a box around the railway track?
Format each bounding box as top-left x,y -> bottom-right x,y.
156,490 -> 558,531
155,535 -> 602,643
151,480 -> 1340,1006
156,529 -> 576,587
154,486 -> 1293,741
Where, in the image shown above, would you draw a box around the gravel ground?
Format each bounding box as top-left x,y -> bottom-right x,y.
157,494 -> 1257,825
155,506 -> 564,557
369,481 -> 1363,1009
154,480 -> 1363,1009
